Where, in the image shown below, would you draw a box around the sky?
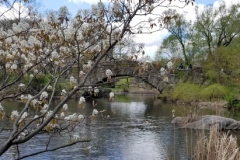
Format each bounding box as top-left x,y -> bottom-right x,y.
39,0 -> 217,15
38,0 -> 239,59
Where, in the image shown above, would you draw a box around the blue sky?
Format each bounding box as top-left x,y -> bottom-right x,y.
40,0 -> 218,16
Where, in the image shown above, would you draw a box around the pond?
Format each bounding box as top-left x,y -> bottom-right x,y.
1,95 -> 240,160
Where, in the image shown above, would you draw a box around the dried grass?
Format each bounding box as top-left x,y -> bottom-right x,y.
193,126 -> 240,160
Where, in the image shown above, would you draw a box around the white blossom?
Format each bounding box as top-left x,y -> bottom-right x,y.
5,37 -> 12,44
109,92 -> 114,99
18,83 -> 25,88
163,76 -> 169,82
20,95 -> 27,100
27,94 -> 33,99
64,116 -> 70,120
73,135 -> 80,140
47,85 -> 53,91
106,69 -> 113,76
61,89 -> 67,96
54,61 -> 59,65
11,110 -> 19,120
166,61 -> 173,69
19,112 -> 28,122
92,109 -> 98,116
46,110 -> 53,118
63,104 -> 68,111
94,87 -> 99,93
78,114 -> 84,121
70,76 -> 76,83
83,64 -> 87,70
5,62 -> 11,69
51,50 -> 60,59
29,74 -> 33,79
11,63 -> 17,70
34,69 -> 38,74
60,46 -> 68,54
63,28 -> 72,40
40,104 -> 49,113
40,91 -> 48,100
0,103 -> 4,111
31,99 -> 38,106
88,86 -> 93,92
60,112 -> 65,117
79,71 -> 85,76
160,67 -> 167,76
28,35 -> 41,47
67,113 -> 78,121
18,132 -> 26,139
87,60 -> 93,68
78,97 -> 85,104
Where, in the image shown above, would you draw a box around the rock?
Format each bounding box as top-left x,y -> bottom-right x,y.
171,115 -> 240,130
199,101 -> 228,108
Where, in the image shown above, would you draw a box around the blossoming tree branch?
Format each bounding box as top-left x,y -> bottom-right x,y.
0,0 -> 194,157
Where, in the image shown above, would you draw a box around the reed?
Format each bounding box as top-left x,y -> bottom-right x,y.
192,126 -> 240,160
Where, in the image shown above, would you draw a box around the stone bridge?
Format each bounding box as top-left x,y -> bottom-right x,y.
80,60 -> 167,93
79,60 -> 202,93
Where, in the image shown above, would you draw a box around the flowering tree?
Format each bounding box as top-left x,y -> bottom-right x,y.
0,0 -> 194,158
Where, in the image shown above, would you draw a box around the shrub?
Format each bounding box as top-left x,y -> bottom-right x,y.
31,74 -> 51,91
172,83 -> 201,102
115,78 -> 131,92
200,84 -> 227,100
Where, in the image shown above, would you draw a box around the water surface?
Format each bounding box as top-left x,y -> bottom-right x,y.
1,95 -> 239,160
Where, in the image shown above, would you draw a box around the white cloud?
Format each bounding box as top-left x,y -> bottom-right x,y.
68,0 -> 108,4
0,2 -> 29,20
134,29 -> 169,59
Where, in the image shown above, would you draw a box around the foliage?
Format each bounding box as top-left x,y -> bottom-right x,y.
203,45 -> 240,85
200,84 -> 227,100
224,84 -> 240,112
31,74 -> 52,91
161,9 -> 193,65
155,1 -> 240,68
56,77 -> 77,94
172,82 -> 201,102
114,78 -> 131,92
172,83 -> 230,102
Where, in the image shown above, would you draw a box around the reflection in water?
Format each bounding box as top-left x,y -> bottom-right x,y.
1,95 -> 239,160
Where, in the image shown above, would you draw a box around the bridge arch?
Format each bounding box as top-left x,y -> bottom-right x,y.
79,60 -> 174,93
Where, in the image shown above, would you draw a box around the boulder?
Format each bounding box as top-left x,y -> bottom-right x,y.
171,115 -> 240,130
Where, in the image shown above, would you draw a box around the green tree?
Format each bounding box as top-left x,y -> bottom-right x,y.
162,9 -> 193,65
194,1 -> 240,58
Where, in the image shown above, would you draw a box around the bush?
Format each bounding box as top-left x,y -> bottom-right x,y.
31,74 -> 51,91
200,84 -> 227,100
115,78 -> 131,92
172,83 -> 201,102
171,83 -> 231,102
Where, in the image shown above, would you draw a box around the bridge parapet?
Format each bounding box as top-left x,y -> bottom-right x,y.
78,60 -> 203,93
